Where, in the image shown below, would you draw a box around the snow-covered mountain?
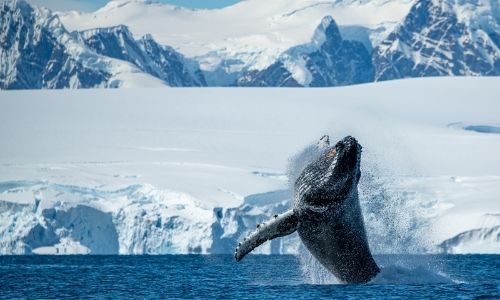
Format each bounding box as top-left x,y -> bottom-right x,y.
0,0 -> 205,89
3,0 -> 499,88
374,0 -> 500,80
77,26 -> 206,87
55,0 -> 500,87
57,0 -> 414,85
58,0 -> 413,71
0,0 -> 167,89
237,16 -> 374,87
238,0 -> 500,86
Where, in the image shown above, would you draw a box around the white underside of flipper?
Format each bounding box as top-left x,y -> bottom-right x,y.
235,210 -> 299,261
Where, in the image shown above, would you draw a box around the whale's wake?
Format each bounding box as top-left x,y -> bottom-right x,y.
371,255 -> 458,284
299,251 -> 457,285
372,264 -> 455,285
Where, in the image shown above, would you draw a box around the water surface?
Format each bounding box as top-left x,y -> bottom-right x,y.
0,255 -> 498,299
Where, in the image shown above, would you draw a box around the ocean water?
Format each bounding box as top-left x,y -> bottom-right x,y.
0,255 -> 498,299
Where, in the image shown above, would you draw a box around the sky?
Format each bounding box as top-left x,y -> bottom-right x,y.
27,0 -> 241,12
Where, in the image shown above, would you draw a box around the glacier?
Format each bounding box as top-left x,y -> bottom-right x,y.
0,77 -> 499,254
0,181 -> 297,255
0,182 -> 213,254
439,223 -> 500,254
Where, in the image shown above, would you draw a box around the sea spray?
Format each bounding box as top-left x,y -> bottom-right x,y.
297,245 -> 338,285
286,136 -> 436,255
287,137 -> 447,283
359,171 -> 435,254
371,255 -> 456,284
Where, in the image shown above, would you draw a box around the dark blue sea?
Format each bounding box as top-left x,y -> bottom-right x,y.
0,255 -> 498,299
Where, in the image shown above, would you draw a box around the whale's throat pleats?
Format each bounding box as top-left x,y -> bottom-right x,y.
234,210 -> 299,261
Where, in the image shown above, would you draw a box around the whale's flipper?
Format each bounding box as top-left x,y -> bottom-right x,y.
235,210 -> 299,261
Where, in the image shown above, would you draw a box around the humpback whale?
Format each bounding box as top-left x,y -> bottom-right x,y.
235,136 -> 379,284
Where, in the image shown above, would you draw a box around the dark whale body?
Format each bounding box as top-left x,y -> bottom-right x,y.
235,136 -> 379,284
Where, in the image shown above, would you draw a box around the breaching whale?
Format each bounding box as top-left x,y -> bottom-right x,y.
235,136 -> 380,284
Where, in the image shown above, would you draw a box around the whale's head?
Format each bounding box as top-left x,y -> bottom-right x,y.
294,136 -> 362,209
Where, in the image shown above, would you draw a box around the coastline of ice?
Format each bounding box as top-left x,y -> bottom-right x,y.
0,77 -> 499,255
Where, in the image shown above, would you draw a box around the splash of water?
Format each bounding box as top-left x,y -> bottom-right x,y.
299,251 -> 457,285
297,246 -> 338,285
359,171 -> 436,254
371,255 -> 457,285
287,137 -> 452,284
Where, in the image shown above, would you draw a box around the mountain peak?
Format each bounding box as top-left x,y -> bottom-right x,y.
0,0 -> 170,89
374,0 -> 500,80
311,16 -> 341,47
77,23 -> 206,87
3,0 -> 30,9
105,0 -> 160,7
79,24 -> 133,39
97,0 -> 172,13
319,15 -> 335,28
2,0 -> 44,17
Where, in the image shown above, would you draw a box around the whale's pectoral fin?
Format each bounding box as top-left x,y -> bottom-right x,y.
234,210 -> 299,262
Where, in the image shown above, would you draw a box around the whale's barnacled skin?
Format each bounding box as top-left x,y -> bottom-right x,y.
234,136 -> 380,284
